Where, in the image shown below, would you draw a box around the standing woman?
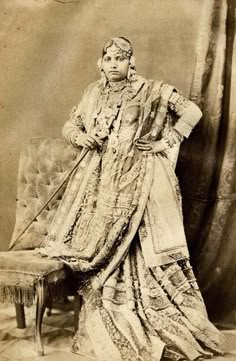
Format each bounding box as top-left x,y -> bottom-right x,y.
41,37 -> 224,361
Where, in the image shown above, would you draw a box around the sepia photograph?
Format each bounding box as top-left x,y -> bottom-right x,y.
0,0 -> 235,360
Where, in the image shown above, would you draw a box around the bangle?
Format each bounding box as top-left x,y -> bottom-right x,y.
171,128 -> 184,142
161,129 -> 184,148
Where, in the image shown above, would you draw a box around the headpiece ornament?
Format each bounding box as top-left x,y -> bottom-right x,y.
110,37 -> 133,58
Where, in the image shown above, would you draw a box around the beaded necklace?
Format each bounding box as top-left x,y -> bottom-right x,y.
93,80 -> 135,140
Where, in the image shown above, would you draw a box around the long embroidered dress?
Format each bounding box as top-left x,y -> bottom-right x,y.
41,75 -> 224,361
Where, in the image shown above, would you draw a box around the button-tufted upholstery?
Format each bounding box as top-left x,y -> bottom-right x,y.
10,137 -> 79,250
0,137 -> 80,355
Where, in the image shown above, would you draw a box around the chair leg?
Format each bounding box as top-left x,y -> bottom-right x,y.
35,278 -> 48,356
15,303 -> 26,329
74,294 -> 82,332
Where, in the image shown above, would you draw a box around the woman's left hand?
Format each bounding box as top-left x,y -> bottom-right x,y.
135,139 -> 166,153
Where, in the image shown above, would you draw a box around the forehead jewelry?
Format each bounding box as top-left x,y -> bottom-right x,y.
112,37 -> 133,58
106,44 -> 129,59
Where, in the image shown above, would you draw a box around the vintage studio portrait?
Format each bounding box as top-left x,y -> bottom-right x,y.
0,0 -> 235,361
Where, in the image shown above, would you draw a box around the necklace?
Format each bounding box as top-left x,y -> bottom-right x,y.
107,79 -> 129,92
93,80 -> 134,140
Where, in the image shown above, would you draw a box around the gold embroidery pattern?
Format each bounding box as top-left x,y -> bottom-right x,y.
95,240 -> 224,360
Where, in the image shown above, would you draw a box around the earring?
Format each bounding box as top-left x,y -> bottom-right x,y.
97,58 -> 102,70
127,56 -> 137,81
97,58 -> 107,85
101,70 -> 107,86
130,56 -> 136,68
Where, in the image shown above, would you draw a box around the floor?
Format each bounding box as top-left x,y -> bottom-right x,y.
0,301 -> 236,361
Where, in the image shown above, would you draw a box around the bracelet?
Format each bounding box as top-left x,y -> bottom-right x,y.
161,129 -> 184,149
171,128 -> 184,142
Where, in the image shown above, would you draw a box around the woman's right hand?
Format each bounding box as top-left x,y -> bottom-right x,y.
75,133 -> 99,150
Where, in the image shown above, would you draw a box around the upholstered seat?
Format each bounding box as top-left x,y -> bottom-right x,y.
0,137 -> 80,355
0,251 -> 66,306
0,250 -> 68,355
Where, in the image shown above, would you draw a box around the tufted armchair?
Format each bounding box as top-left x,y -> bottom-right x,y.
0,137 -> 81,355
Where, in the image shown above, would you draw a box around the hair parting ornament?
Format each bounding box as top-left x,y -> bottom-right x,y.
111,37 -> 132,58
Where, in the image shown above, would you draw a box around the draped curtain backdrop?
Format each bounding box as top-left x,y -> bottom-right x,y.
177,0 -> 236,328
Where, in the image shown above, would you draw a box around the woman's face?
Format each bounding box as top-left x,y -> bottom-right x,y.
102,45 -> 130,82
